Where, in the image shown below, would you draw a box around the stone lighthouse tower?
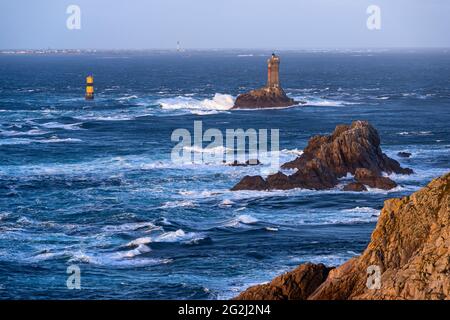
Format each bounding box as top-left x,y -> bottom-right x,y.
233,53 -> 298,109
267,53 -> 280,88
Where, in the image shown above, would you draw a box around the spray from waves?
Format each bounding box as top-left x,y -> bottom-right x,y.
101,221 -> 161,233
220,215 -> 259,228
160,200 -> 198,209
126,229 -> 207,247
158,93 -> 235,114
301,98 -> 361,107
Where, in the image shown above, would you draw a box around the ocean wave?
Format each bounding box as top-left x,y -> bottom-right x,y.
219,199 -> 235,207
281,148 -> 304,156
40,122 -> 84,131
155,229 -> 205,243
397,131 -> 433,136
160,200 -> 198,209
102,221 -> 160,233
183,145 -> 232,154
221,214 -> 259,228
117,95 -> 138,101
0,212 -> 11,221
127,229 -> 206,245
291,253 -> 357,267
0,128 -> 49,137
75,114 -> 135,122
301,97 -> 360,107
0,137 -> 82,146
158,93 -> 234,113
115,244 -> 152,259
341,207 -> 380,215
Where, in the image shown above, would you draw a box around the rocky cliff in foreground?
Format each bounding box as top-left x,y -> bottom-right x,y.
232,121 -> 413,191
236,172 -> 450,300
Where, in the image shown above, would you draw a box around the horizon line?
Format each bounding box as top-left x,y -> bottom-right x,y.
1,46 -> 450,52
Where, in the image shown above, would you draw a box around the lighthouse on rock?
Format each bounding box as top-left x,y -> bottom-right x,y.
267,53 -> 280,88
233,53 -> 300,109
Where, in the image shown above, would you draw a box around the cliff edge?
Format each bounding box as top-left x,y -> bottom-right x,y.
236,172 -> 450,300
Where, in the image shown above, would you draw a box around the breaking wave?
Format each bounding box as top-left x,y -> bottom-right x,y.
158,94 -> 234,113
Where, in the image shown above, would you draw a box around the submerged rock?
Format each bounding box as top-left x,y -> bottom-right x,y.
232,121 -> 412,191
236,172 -> 450,300
397,151 -> 412,158
343,182 -> 368,192
227,159 -> 261,167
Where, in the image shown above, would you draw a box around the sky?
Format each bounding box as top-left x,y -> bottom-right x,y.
0,0 -> 449,49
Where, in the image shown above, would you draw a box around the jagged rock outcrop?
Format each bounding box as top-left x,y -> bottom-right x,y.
233,87 -> 297,109
235,263 -> 333,300
236,172 -> 450,300
232,121 -> 413,191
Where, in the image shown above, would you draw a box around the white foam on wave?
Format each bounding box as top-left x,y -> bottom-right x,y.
116,244 -> 152,259
0,128 -> 49,137
127,229 -> 206,246
302,98 -> 360,107
221,214 -> 259,228
76,114 -> 135,122
281,148 -> 304,156
0,212 -> 10,221
0,137 -> 82,146
40,122 -> 84,131
341,207 -> 380,215
397,131 -> 433,136
102,221 -> 160,233
68,251 -> 94,264
183,145 -> 232,154
158,93 -> 235,113
237,215 -> 259,224
160,200 -> 198,209
117,95 -> 138,101
219,199 -> 235,207
291,253 -> 356,267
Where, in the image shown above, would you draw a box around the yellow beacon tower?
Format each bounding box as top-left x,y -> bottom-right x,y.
86,75 -> 94,100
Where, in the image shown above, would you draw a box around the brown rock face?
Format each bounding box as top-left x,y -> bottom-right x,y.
343,182 -> 368,192
232,121 -> 413,191
231,176 -> 268,191
233,87 -> 297,109
235,263 -> 333,300
236,172 -> 450,300
354,168 -> 398,190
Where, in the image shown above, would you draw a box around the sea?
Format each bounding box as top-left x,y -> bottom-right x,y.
0,49 -> 449,299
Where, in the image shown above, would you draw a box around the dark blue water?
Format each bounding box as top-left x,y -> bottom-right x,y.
0,50 -> 449,299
